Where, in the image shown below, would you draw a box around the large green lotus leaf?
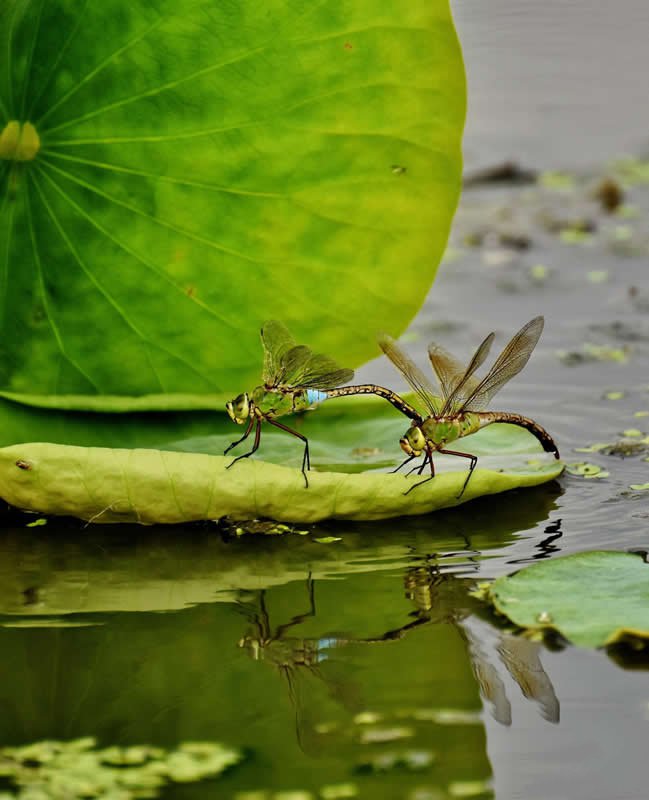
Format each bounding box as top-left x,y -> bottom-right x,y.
484,552 -> 649,648
0,0 -> 465,401
0,400 -> 561,522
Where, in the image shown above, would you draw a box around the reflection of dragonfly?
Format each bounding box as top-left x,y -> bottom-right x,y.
225,321 -> 417,486
236,576 -> 362,753
379,316 -> 560,496
238,566 -> 558,753
402,561 -> 559,725
237,574 -> 458,752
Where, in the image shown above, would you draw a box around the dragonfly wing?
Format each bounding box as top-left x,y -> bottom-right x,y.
273,345 -> 354,390
462,316 -> 545,412
261,321 -> 299,386
426,343 -> 468,400
379,334 -> 442,416
436,332 -> 495,416
286,350 -> 354,390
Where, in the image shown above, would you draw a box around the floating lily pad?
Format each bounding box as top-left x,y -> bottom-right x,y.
565,462 -> 608,479
483,551 -> 649,648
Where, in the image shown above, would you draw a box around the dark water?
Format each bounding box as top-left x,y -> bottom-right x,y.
2,5 -> 649,800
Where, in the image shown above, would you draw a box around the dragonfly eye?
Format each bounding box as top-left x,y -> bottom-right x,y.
226,393 -> 250,423
402,425 -> 426,455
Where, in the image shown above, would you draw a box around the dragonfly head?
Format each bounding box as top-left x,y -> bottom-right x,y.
226,392 -> 251,424
400,424 -> 426,456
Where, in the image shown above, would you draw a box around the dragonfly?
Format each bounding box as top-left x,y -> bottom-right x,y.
225,320 -> 418,486
379,316 -> 560,497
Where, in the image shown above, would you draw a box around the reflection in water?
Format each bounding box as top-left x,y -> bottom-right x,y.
507,518 -> 564,565
402,562 -> 560,725
237,563 -> 560,759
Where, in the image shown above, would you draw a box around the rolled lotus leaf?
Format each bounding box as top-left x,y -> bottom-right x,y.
0,442 -> 562,524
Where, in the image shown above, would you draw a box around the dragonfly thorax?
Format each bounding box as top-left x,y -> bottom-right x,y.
421,417 -> 462,446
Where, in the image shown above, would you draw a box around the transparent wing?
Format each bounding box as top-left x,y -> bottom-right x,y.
434,332 -> 495,416
260,321 -> 299,386
426,343 -> 469,400
283,349 -> 354,390
497,634 -> 560,724
379,334 -> 442,416
461,316 -> 545,412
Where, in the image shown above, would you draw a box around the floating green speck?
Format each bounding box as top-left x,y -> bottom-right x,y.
588,270 -> 609,284
320,783 -> 359,799
566,463 -> 609,479
574,443 -> 609,453
25,517 -> 48,527
539,171 -> 576,190
529,264 -> 550,281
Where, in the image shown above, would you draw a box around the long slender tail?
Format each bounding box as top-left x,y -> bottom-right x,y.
478,412 -> 560,458
325,384 -> 421,421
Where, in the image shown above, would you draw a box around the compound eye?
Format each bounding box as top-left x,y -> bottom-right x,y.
235,393 -> 250,411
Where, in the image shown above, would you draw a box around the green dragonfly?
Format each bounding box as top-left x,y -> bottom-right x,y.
225,320 -> 417,486
379,316 -> 560,496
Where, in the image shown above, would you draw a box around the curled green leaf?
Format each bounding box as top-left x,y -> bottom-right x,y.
0,441 -> 563,524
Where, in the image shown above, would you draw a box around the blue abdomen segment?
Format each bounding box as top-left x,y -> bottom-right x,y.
306,389 -> 328,406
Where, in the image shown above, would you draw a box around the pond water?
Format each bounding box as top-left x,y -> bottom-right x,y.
2,5 -> 649,800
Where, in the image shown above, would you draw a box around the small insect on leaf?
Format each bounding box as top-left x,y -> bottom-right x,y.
15,459 -> 32,470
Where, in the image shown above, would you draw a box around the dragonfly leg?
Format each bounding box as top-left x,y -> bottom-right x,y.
392,453 -> 417,474
275,573 -> 316,638
224,415 -> 255,455
404,446 -> 436,495
227,418 -> 262,469
438,449 -> 478,499
415,451 -> 431,476
265,417 -> 311,488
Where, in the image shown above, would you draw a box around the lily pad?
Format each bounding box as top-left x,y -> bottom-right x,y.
0,407 -> 562,523
483,551 -> 649,648
0,0 -> 465,401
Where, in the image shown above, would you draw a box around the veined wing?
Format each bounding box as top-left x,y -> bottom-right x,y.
282,349 -> 354,390
262,321 -> 354,389
461,316 -> 545,412
261,320 -> 299,386
432,332 -> 495,416
379,334 -> 442,416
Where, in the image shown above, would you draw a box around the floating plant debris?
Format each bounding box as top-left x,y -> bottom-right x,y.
0,738 -> 242,799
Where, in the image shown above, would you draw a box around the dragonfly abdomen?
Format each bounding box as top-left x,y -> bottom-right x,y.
306,389 -> 328,406
478,411 -> 560,457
